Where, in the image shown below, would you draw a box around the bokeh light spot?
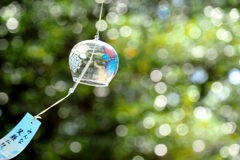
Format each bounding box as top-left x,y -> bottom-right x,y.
45,85 -> 56,97
206,48 -> 218,60
211,82 -> 223,94
176,123 -> 189,136
6,18 -> 19,30
228,69 -> 240,85
229,8 -> 240,21
155,82 -> 167,94
220,105 -> 232,117
0,92 -> 9,105
204,6 -> 213,17
72,22 -> 82,34
220,146 -> 229,158
172,0 -> 184,7
157,49 -> 168,60
95,0 -> 106,3
58,107 -> 69,119
154,95 -> 167,111
94,87 -> 110,97
0,39 -> 9,50
106,12 -> 118,24
224,45 -> 235,57
159,124 -> 171,136
157,5 -> 170,19
154,144 -> 168,156
189,27 -> 201,39
173,108 -> 185,121
212,7 -> 224,19
120,26 -> 132,37
143,117 -> 155,129
190,68 -> 208,84
150,70 -> 162,82
194,106 -> 212,120
216,29 -> 232,42
123,47 -> 138,59
107,28 -> 119,40
192,140 -> 205,152
116,125 -> 128,137
54,80 -> 67,92
132,155 -> 144,160
182,63 -> 194,75
116,3 -> 128,14
167,93 -> 180,107
187,86 -> 200,102
0,26 -> 8,37
229,144 -> 240,156
221,122 -> 236,134
69,142 -> 82,153
96,20 -> 108,31
165,72 -> 178,84
192,46 -> 205,58
49,4 -> 62,17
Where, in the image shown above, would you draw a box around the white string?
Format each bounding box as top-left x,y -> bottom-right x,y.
96,2 -> 104,37
32,92 -> 71,122
32,2 -> 105,123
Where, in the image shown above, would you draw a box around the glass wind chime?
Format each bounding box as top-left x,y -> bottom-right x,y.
0,1 -> 119,159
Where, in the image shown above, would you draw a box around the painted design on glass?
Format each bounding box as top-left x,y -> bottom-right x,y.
69,45 -> 89,73
105,59 -> 118,76
101,54 -> 110,60
103,45 -> 116,59
102,45 -> 118,76
69,53 -> 81,73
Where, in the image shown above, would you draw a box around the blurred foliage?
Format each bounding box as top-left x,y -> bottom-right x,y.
1,0 -> 240,159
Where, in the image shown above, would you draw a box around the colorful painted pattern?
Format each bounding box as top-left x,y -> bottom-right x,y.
102,45 -> 119,76
69,53 -> 81,73
103,45 -> 116,59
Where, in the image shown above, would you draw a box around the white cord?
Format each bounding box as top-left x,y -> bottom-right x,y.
32,2 -> 104,123
96,2 -> 104,38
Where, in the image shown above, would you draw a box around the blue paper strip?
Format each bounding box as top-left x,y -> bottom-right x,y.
0,113 -> 41,159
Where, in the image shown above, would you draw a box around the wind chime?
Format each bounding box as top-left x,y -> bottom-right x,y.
0,1 -> 119,159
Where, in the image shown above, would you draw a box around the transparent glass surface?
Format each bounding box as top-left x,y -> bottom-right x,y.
69,39 -> 119,87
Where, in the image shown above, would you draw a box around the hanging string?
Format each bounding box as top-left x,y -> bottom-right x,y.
32,92 -> 71,121
32,2 -> 105,123
96,2 -> 104,38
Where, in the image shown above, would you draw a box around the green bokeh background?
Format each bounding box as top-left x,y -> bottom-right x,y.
1,0 -> 240,159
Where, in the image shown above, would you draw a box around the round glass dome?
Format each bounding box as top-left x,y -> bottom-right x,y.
69,39 -> 119,87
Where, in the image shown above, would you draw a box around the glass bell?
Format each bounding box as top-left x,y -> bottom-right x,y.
69,38 -> 119,87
